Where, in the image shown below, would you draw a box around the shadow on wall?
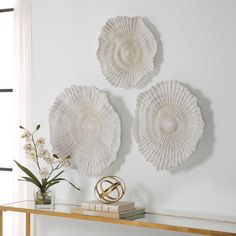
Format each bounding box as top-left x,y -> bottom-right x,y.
136,17 -> 164,89
102,93 -> 133,175
129,183 -> 157,211
128,177 -> 177,211
170,84 -> 215,174
66,169 -> 92,203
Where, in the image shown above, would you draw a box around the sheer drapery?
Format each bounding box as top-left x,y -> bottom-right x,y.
13,0 -> 32,235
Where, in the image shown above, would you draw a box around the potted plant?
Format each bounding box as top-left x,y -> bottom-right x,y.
15,124 -> 80,208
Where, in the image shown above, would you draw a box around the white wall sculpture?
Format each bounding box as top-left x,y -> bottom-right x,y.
134,80 -> 205,170
49,85 -> 121,175
97,16 -> 157,88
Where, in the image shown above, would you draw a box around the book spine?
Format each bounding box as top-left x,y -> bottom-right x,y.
81,202 -> 134,213
123,214 -> 145,221
81,202 -> 90,210
100,204 -> 109,212
81,203 -> 118,212
73,208 -> 145,219
109,205 -> 119,212
90,203 -> 96,211
119,209 -> 145,218
75,209 -> 119,218
109,203 -> 135,213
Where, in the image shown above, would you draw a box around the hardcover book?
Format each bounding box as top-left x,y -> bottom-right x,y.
72,207 -> 145,219
81,200 -> 135,213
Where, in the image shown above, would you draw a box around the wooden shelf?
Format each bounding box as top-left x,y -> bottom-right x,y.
0,201 -> 236,236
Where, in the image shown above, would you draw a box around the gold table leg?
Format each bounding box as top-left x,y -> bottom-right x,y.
0,211 -> 3,236
26,213 -> 30,236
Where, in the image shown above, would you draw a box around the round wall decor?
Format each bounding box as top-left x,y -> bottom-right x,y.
134,80 -> 205,170
49,85 -> 121,175
97,16 -> 157,88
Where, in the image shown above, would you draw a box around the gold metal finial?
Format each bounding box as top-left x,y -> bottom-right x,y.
94,176 -> 126,203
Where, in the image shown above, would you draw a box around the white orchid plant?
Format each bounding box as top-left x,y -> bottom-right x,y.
14,124 -> 80,194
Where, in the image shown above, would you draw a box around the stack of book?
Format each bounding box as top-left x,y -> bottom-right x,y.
72,200 -> 145,220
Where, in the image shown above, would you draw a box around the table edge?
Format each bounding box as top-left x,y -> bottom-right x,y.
0,201 -> 235,236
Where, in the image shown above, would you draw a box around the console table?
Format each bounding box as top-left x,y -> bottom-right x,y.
0,201 -> 236,236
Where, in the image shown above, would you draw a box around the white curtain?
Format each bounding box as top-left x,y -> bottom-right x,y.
13,0 -> 32,235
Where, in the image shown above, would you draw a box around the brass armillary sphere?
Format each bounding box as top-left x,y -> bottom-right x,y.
94,176 -> 126,203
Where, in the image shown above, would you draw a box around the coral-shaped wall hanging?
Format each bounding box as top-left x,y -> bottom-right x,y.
49,85 -> 121,175
134,80 -> 205,170
97,16 -> 157,88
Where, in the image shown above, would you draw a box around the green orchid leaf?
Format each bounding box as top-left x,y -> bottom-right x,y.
18,179 -> 29,183
53,178 -> 81,191
45,181 -> 60,190
21,176 -> 42,189
14,160 -> 42,188
47,170 -> 64,183
42,178 -> 48,189
19,178 -> 42,191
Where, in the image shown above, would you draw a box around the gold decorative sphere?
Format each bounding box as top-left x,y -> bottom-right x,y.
94,176 -> 126,203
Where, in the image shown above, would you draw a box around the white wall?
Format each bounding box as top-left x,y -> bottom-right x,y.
31,0 -> 236,235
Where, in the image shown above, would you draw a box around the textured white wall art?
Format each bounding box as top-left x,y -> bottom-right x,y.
49,85 -> 121,175
134,80 -> 205,170
33,1 -> 236,234
97,16 -> 157,88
